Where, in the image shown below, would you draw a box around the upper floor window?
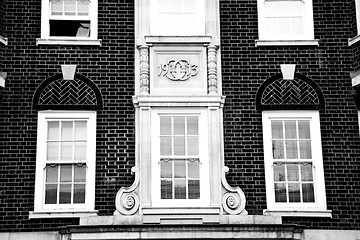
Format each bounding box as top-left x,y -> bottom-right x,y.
150,0 -> 205,35
257,0 -> 314,41
40,0 -> 98,40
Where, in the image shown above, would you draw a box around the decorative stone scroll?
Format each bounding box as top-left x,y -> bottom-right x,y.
158,59 -> 199,81
139,45 -> 150,94
207,45 -> 218,94
221,166 -> 247,215
115,167 -> 140,215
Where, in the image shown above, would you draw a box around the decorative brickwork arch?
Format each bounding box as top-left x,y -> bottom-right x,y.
33,73 -> 103,110
256,73 -> 325,111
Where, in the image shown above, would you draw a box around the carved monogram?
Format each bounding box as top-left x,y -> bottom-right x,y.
158,59 -> 199,81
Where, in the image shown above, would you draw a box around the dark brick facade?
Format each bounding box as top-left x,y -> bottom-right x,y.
0,0 -> 359,234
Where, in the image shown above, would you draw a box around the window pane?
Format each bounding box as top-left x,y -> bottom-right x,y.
64,0 -> 76,15
160,137 -> 172,156
161,180 -> 172,199
61,142 -> 73,160
45,184 -> 58,204
49,20 -> 90,37
74,164 -> 86,182
285,120 -> 297,139
274,183 -> 287,202
75,121 -> 87,140
47,142 -> 59,161
174,160 -> 186,178
265,17 -> 277,36
287,164 -> 299,181
174,137 -> 185,155
188,160 -> 199,178
291,17 -> 303,35
46,165 -> 59,183
299,140 -> 312,159
272,140 -> 284,159
61,121 -> 73,140
301,163 -> 313,181
277,1 -> 290,17
271,121 -> 283,139
59,184 -> 72,203
278,17 -> 291,35
60,165 -> 72,182
285,140 -> 298,159
73,184 -> 86,203
273,164 -> 285,182
302,183 -> 315,202
298,121 -> 310,139
174,117 -> 185,135
78,0 -> 90,16
51,0 -> 63,15
188,180 -> 200,199
174,179 -> 186,199
75,142 -> 86,161
264,1 -> 277,17
288,183 -> 301,202
290,0 -> 303,17
48,122 -> 59,140
160,160 -> 172,178
187,136 -> 199,155
160,117 -> 172,135
187,117 -> 198,135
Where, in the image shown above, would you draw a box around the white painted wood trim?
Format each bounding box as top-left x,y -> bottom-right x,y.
36,39 -> 101,46
0,35 -> 8,45
255,40 -> 319,47
349,35 -> 360,46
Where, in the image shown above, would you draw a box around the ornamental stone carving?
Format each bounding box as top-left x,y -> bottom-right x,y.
207,45 -> 218,94
139,45 -> 150,94
158,59 -> 199,81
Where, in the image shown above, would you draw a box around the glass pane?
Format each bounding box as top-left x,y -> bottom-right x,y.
172,0 -> 183,13
183,0 -> 195,13
60,165 -> 72,182
45,184 -> 58,204
174,160 -> 186,178
174,179 -> 186,199
188,180 -> 200,199
188,160 -> 199,178
160,117 -> 172,135
187,136 -> 199,155
61,121 -> 73,140
48,122 -> 59,140
291,17 -> 303,35
173,117 -> 185,135
288,183 -> 301,202
73,184 -> 86,203
285,140 -> 298,159
50,20 -> 90,37
264,1 -> 277,17
64,0 -> 76,15
290,0 -> 303,17
77,0 -> 90,16
75,142 -> 86,161
271,121 -> 283,139
74,164 -> 86,182
161,180 -> 172,199
299,140 -> 312,159
287,164 -> 299,181
75,121 -> 87,140
174,137 -> 185,155
61,142 -> 73,160
158,0 -> 170,12
298,121 -> 310,139
51,0 -> 63,15
47,142 -> 59,161
46,165 -> 59,183
272,140 -> 284,159
187,117 -> 198,135
273,164 -> 285,182
277,0 -> 290,17
265,17 -> 277,35
274,183 -> 287,202
160,137 -> 172,156
160,160 -> 172,178
278,17 -> 291,35
302,183 -> 315,202
301,163 -> 313,181
59,184 -> 72,204
285,121 -> 297,139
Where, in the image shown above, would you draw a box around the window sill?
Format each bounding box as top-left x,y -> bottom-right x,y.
0,35 -> 8,45
263,209 -> 332,218
349,35 -> 360,46
255,40 -> 319,47
36,38 -> 102,46
29,210 -> 98,219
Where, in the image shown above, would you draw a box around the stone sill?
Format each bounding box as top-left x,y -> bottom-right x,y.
36,38 -> 102,46
255,39 -> 319,47
29,210 -> 98,219
0,35 -> 8,45
133,95 -> 226,107
263,209 -> 332,218
144,36 -> 213,45
349,35 -> 360,46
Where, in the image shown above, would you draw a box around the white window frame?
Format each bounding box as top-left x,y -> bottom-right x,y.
262,111 -> 329,216
149,0 -> 205,36
38,0 -> 99,45
151,108 -> 210,207
32,111 -> 96,217
257,0 -> 315,41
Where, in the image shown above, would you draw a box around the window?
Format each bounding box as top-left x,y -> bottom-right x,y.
33,111 -> 96,215
40,0 -> 98,41
262,111 -> 328,215
150,0 -> 205,35
257,0 -> 314,41
151,108 -> 209,207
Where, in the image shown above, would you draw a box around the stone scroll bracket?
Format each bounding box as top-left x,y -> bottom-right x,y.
207,45 -> 218,94
221,166 -> 247,215
139,45 -> 150,95
114,166 -> 140,216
